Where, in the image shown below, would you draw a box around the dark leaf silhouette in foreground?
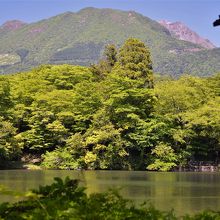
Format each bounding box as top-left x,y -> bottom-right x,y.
213,15 -> 220,27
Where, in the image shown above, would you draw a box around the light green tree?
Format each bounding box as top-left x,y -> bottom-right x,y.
147,143 -> 178,171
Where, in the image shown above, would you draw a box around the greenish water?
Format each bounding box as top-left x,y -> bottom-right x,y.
1,170 -> 220,216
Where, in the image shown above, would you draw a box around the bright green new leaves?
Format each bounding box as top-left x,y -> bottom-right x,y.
90,44 -> 118,80
9,65 -> 93,152
0,77 -> 12,118
0,39 -> 219,171
115,38 -> 153,88
41,38 -> 156,170
147,143 -> 178,171
183,97 -> 220,159
154,74 -> 220,164
83,109 -> 128,169
155,75 -> 212,116
0,117 -> 19,160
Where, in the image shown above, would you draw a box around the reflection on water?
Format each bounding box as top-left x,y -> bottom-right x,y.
1,170 -> 220,216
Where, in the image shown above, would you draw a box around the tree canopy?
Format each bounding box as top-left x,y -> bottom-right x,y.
0,38 -> 219,171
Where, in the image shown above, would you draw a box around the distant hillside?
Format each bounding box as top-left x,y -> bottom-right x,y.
0,7 -> 220,76
0,20 -> 26,36
158,20 -> 216,49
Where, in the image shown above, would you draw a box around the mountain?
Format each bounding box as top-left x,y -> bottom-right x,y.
1,20 -> 26,31
0,20 -> 26,37
0,7 -> 220,77
159,20 -> 215,49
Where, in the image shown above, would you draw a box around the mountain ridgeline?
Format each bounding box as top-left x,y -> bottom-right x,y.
159,20 -> 216,49
0,7 -> 219,77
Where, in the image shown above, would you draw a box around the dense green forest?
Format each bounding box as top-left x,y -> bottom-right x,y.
0,38 -> 220,171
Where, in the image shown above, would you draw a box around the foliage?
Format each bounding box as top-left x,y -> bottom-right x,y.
147,143 -> 178,171
90,44 -> 118,80
0,38 -> 219,171
0,117 -> 20,160
41,148 -> 78,170
183,97 -> 220,159
0,77 -> 12,117
116,38 -> 153,86
154,74 -> 220,164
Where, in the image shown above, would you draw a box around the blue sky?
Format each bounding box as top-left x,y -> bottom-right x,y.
1,0 -> 220,47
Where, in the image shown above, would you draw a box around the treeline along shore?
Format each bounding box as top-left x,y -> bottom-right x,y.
0,38 -> 220,171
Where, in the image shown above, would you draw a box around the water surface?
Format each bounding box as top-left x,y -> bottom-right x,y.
0,170 -> 220,216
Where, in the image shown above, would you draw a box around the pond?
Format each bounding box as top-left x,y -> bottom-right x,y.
0,170 -> 220,216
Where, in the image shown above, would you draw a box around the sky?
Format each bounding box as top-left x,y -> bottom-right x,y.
0,0 -> 220,47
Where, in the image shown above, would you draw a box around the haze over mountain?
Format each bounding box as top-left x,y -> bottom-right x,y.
0,7 -> 219,77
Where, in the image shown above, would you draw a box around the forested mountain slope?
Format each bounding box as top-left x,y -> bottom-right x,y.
0,7 -> 219,76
